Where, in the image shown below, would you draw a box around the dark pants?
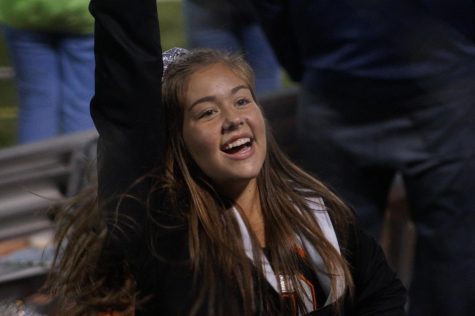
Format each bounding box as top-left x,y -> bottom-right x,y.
296,66 -> 475,316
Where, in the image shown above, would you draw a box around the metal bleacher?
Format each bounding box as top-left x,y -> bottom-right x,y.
0,129 -> 98,240
0,129 -> 98,299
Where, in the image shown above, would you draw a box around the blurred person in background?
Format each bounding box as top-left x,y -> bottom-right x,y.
0,0 -> 95,144
182,0 -> 281,94
250,1 -> 475,315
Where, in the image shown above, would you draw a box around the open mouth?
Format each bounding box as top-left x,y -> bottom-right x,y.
222,137 -> 253,154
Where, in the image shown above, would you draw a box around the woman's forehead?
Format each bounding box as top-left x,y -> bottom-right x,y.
187,63 -> 249,89
184,66 -> 250,104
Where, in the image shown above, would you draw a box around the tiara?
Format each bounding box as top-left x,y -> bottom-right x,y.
162,47 -> 189,78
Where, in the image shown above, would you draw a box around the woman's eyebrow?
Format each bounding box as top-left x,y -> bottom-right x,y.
189,95 -> 216,111
231,85 -> 249,94
188,85 -> 250,111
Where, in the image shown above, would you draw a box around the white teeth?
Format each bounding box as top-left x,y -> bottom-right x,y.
224,137 -> 251,151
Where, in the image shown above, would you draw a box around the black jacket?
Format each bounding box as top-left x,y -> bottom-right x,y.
251,0 -> 475,95
89,0 -> 406,314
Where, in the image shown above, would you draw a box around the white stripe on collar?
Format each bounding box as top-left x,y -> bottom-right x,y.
230,197 -> 345,309
231,206 -> 280,292
300,197 -> 345,306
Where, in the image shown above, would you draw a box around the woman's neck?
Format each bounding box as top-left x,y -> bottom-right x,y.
232,180 -> 266,247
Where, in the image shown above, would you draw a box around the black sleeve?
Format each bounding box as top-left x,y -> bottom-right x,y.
90,0 -> 165,208
89,0 -> 165,275
250,0 -> 304,82
90,0 -> 164,229
345,226 -> 407,315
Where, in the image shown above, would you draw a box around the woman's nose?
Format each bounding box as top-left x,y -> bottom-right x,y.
222,110 -> 244,132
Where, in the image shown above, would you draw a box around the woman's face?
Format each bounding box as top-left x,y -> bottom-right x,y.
182,63 -> 267,194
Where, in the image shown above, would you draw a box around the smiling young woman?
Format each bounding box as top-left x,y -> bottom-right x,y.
46,0 -> 407,315
181,63 -> 267,198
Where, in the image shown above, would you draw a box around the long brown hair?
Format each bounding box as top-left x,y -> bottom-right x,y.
158,49 -> 355,315
48,49 -> 355,315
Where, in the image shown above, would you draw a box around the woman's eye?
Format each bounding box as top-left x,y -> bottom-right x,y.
236,98 -> 251,107
198,109 -> 216,119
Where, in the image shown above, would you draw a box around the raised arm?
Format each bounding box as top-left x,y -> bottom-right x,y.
88,0 -> 166,300
90,0 -> 165,208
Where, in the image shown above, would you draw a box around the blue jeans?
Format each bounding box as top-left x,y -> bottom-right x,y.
3,26 -> 95,144
183,0 -> 281,94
